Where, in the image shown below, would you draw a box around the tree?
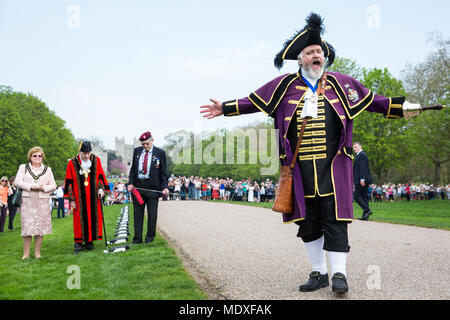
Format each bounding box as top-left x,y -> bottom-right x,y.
328,56 -> 364,80
0,87 -> 78,179
353,68 -> 409,183
401,34 -> 450,185
164,120 -> 279,182
109,159 -> 128,175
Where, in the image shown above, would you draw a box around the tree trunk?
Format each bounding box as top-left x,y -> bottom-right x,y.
433,161 -> 441,186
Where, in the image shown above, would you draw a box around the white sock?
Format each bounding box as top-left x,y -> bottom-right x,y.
328,251 -> 347,277
303,235 -> 328,275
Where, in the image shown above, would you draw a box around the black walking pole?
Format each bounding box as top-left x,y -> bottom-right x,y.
100,198 -> 108,249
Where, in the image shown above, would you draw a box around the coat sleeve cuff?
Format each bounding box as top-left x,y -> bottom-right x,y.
385,97 -> 405,119
222,99 -> 240,116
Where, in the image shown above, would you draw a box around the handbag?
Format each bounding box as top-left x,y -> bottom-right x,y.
272,117 -> 310,214
11,188 -> 22,207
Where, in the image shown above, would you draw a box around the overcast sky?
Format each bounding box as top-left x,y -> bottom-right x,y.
0,0 -> 448,149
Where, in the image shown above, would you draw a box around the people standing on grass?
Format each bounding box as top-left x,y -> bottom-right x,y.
64,141 -> 109,254
55,184 -> 65,218
14,147 -> 57,260
0,176 -> 12,232
127,132 -> 169,245
353,142 -> 373,220
7,176 -> 19,230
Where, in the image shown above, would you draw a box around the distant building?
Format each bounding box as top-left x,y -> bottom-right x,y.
115,137 -> 140,176
91,143 -> 108,174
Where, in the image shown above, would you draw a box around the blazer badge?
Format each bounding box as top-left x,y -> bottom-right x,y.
153,155 -> 160,168
345,83 -> 360,103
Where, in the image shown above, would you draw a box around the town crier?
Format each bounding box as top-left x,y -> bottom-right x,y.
201,12 -> 425,294
64,141 -> 110,254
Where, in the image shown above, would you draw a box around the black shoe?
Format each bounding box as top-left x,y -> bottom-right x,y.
332,272 -> 348,294
84,242 -> 94,250
145,237 -> 154,244
299,271 -> 329,292
132,239 -> 143,244
359,210 -> 372,220
73,243 -> 84,254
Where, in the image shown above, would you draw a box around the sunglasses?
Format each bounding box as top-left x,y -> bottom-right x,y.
1,180 -> 8,182
32,154 -> 43,158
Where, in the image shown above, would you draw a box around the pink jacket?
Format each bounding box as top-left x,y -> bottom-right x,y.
14,163 -> 57,199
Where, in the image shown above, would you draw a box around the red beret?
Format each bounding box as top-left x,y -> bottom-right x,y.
139,131 -> 152,141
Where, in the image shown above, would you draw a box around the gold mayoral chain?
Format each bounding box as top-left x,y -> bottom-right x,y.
82,168 -> 90,186
26,164 -> 48,184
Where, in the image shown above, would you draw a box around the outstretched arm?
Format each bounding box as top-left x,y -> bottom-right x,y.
200,98 -> 223,119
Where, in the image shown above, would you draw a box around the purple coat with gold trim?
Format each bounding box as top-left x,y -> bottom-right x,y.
222,71 -> 405,223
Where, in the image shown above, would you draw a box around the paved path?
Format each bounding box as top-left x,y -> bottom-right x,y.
157,201 -> 450,300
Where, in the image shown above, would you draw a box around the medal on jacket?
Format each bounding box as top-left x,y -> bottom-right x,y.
26,164 -> 48,184
154,156 -> 160,169
82,169 -> 90,186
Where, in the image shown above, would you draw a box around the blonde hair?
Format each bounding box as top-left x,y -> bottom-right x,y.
27,146 -> 45,161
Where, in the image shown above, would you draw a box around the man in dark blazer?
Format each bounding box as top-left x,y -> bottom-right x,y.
353,142 -> 373,220
128,131 -> 169,243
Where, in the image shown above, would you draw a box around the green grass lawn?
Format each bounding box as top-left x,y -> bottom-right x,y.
0,203 -> 207,300
214,199 -> 450,230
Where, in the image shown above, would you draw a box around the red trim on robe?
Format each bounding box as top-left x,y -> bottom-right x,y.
64,155 -> 109,243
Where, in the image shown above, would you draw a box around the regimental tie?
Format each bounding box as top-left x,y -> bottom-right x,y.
142,150 -> 149,175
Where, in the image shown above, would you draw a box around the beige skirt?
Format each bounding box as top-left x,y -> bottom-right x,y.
20,191 -> 52,237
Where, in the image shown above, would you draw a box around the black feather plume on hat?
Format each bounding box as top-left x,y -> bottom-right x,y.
306,12 -> 325,32
274,12 -> 334,70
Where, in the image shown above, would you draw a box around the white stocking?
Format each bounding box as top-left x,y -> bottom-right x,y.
303,235 -> 327,274
328,251 -> 347,276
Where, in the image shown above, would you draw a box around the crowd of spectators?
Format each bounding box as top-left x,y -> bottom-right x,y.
105,180 -> 129,205
368,183 -> 450,202
104,178 -> 450,205
166,175 -> 277,203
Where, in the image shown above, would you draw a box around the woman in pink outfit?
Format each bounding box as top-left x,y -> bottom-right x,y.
14,147 -> 57,260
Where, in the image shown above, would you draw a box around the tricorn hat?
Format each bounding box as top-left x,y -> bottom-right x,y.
274,12 -> 335,70
79,141 -> 92,153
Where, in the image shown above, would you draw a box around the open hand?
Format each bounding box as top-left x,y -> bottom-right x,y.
200,98 -> 223,119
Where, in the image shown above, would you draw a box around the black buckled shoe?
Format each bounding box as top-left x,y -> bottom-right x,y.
332,272 -> 348,294
73,243 -> 84,254
299,271 -> 329,292
83,242 -> 94,250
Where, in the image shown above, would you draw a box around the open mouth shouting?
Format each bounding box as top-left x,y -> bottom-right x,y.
312,59 -> 322,69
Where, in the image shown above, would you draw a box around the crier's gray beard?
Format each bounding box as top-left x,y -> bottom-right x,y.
300,63 -> 325,82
